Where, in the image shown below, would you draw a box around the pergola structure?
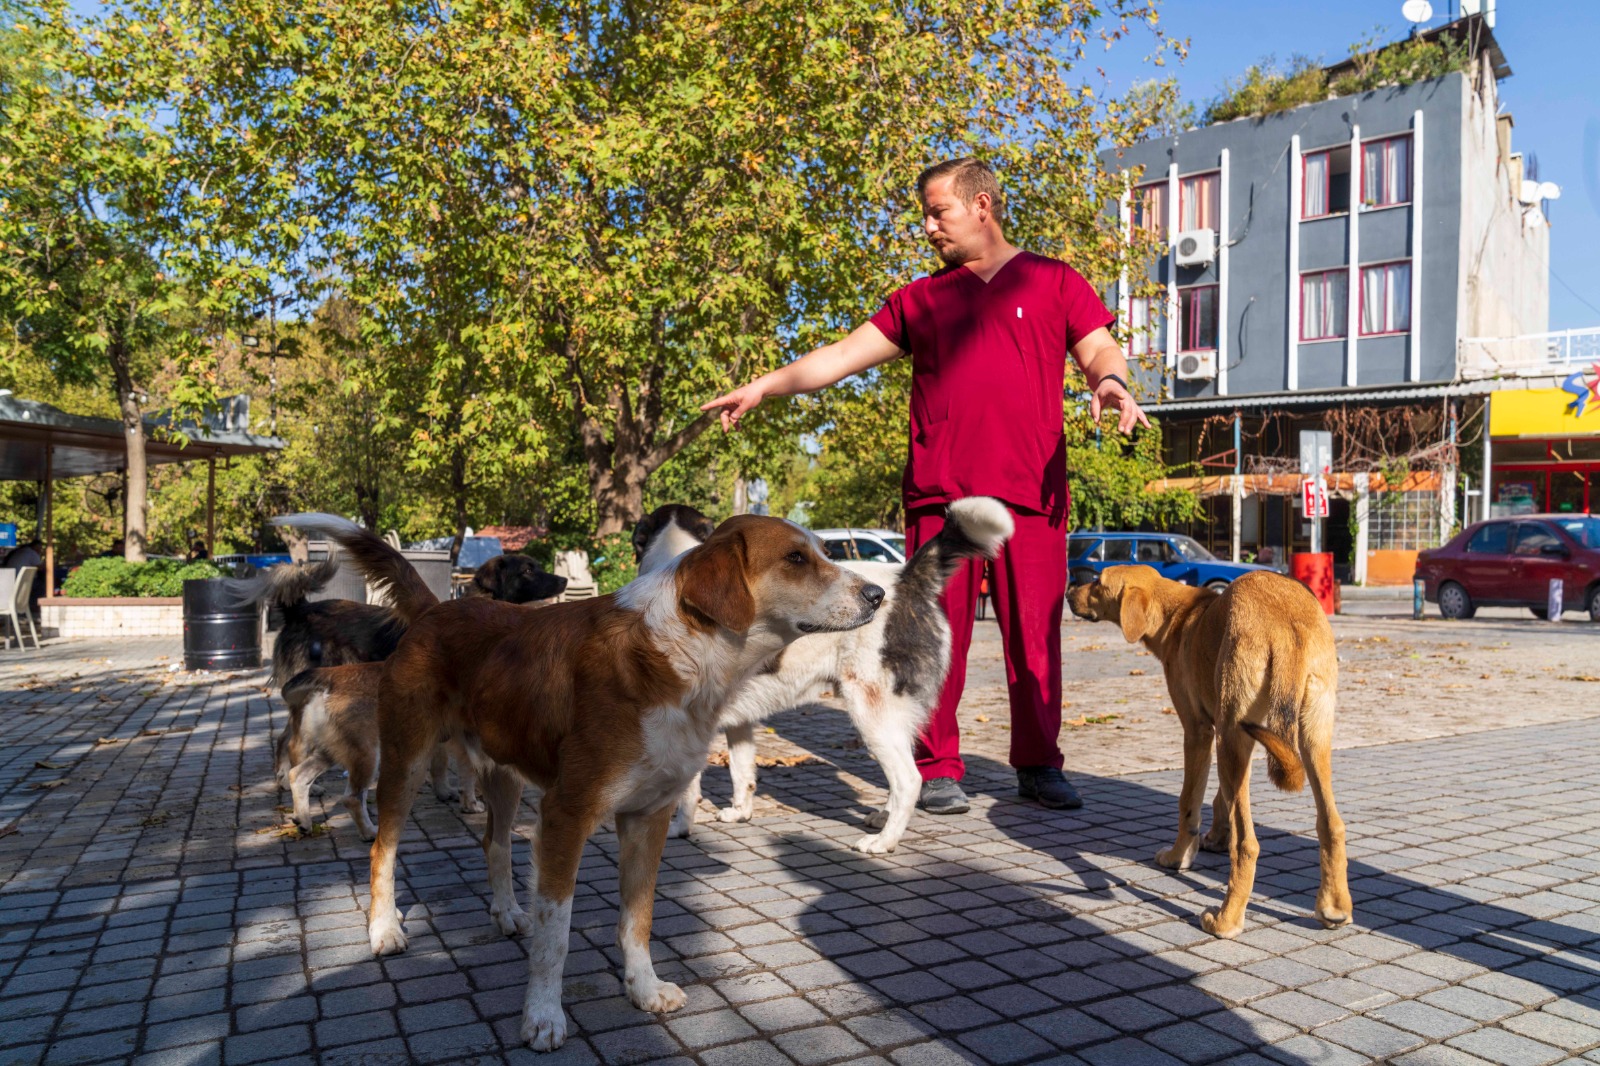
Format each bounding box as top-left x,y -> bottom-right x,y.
0,393 -> 285,591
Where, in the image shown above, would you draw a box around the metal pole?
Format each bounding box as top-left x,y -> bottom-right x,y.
207,456 -> 217,556
43,434 -> 54,597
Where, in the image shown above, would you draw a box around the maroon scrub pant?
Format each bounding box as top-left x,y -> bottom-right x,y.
905,503 -> 1066,782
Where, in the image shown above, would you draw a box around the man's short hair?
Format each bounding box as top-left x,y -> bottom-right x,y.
915,158 -> 1004,222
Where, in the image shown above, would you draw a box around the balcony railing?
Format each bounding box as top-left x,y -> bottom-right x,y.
1458,327 -> 1600,378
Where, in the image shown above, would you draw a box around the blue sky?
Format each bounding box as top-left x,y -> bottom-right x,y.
1089,0 -> 1600,332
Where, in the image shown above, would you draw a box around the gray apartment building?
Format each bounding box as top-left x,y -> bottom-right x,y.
1097,14 -> 1572,584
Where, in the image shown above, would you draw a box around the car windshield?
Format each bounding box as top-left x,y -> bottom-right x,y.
1170,535 -> 1216,562
1554,516 -> 1600,548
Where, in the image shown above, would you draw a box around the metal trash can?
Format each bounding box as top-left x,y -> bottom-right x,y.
183,578 -> 262,670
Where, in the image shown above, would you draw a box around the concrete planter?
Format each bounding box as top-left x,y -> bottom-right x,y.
40,596 -> 185,638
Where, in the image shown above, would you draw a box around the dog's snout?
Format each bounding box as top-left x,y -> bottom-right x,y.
860,584 -> 886,609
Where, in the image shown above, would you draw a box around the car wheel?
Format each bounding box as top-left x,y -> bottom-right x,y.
1205,580 -> 1230,591
1589,584 -> 1600,623
1437,582 -> 1475,620
1070,568 -> 1097,588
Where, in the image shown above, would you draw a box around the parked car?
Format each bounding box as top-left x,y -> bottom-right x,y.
814,528 -> 907,565
1068,532 -> 1271,589
1414,514 -> 1600,621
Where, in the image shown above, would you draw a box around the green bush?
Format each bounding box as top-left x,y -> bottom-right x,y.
61,557 -> 222,598
587,533 -> 639,595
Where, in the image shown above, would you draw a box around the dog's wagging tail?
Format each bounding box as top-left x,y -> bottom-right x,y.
269,513 -> 440,623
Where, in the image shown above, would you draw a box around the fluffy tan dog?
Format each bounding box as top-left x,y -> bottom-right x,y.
1068,565 -> 1352,938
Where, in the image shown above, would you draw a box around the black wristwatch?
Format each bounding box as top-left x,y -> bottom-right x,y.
1099,373 -> 1129,393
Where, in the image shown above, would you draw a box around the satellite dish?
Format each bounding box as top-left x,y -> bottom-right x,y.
1539,182 -> 1562,201
1520,179 -> 1541,204
1401,0 -> 1433,22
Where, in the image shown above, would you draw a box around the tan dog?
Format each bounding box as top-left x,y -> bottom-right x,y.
1068,565 -> 1351,938
279,663 -> 385,840
295,512 -> 885,1051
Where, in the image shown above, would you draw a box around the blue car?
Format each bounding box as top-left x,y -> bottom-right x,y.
1068,532 -> 1271,590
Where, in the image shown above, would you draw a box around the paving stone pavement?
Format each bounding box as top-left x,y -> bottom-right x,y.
3,631 -> 1600,1065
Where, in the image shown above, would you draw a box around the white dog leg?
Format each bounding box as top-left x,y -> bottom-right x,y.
716,722 -> 759,823
668,772 -> 701,839
288,753 -> 331,833
852,700 -> 922,855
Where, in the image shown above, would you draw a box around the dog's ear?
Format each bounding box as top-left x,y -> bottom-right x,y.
691,511 -> 716,542
1119,586 -> 1155,643
678,532 -> 754,632
631,515 -> 656,560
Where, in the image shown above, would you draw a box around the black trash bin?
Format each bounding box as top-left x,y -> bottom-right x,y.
183,578 -> 262,670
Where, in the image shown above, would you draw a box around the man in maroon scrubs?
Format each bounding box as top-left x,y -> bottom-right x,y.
703,158 -> 1147,813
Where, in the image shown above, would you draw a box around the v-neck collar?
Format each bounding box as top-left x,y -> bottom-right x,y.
958,249 -> 1026,287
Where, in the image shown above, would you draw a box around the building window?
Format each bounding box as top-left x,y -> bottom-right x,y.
1300,270 -> 1347,342
1131,181 -> 1166,241
1360,261 -> 1412,335
1127,295 -> 1168,357
1362,135 -> 1411,208
1178,285 -> 1218,352
1179,172 -> 1218,231
1303,145 -> 1351,218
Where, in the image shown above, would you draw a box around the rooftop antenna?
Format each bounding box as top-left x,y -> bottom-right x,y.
1402,0 -> 1434,29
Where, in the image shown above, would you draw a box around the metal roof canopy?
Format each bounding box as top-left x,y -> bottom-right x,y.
0,393 -> 284,481
1149,381 -> 1496,416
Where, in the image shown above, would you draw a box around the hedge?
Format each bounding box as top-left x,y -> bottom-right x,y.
60,557 -> 223,598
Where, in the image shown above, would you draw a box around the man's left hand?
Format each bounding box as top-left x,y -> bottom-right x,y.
1090,377 -> 1151,435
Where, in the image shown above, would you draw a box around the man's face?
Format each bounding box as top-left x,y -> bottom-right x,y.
919,175 -> 988,266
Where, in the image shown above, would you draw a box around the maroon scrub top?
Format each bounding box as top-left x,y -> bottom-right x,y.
868,251 -> 1115,519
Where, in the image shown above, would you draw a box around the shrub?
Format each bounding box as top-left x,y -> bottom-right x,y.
61,557 -> 222,598
587,533 -> 639,595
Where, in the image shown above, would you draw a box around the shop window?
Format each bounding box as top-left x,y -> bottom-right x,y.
1303,145 -> 1351,218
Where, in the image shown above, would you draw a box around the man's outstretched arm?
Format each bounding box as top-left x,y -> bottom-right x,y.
701,322 -> 903,432
1072,326 -> 1151,436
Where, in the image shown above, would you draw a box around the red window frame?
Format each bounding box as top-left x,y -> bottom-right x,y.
1126,293 -> 1167,358
1361,134 -> 1412,209
1299,269 -> 1347,342
1178,284 -> 1218,352
1359,259 -> 1412,337
1179,171 -> 1219,232
1130,180 -> 1167,241
1301,145 -> 1350,220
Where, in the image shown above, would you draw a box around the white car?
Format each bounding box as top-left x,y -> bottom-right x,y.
813,528 -> 907,565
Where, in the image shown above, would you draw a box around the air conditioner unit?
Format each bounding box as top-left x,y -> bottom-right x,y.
1176,350 -> 1217,381
1173,228 -> 1216,267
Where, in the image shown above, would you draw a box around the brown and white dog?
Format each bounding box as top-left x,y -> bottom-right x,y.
285,512 -> 885,1050
278,663 -> 385,839
1067,565 -> 1351,938
635,499 -> 1014,853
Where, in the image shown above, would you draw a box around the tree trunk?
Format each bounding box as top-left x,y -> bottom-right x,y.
109,331 -> 148,562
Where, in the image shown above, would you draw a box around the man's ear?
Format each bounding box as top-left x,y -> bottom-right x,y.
678,534 -> 754,632
1119,586 -> 1154,643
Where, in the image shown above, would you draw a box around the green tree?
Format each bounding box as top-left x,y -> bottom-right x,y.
1065,416 -> 1201,531
162,0 -> 1174,537
0,2 -> 238,560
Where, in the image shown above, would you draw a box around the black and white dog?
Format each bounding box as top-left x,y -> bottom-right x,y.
633,499 -> 1012,853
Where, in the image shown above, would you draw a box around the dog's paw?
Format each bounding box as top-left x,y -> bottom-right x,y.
1199,831 -> 1230,854
1199,909 -> 1243,939
716,805 -> 752,824
628,979 -> 686,1014
459,797 -> 485,814
863,807 -> 890,830
1155,844 -> 1194,871
520,1004 -> 568,1050
1315,904 -> 1353,929
357,824 -> 377,843
369,911 -> 409,955
491,902 -> 534,937
433,786 -> 459,803
855,832 -> 901,855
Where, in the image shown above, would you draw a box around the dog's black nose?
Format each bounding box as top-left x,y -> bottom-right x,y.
861,584 -> 886,609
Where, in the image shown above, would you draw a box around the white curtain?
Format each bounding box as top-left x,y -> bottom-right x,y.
1304,153 -> 1328,217
1386,138 -> 1409,204
1362,145 -> 1381,207
1388,263 -> 1411,330
1181,176 -> 1213,231
1301,273 -> 1346,339
1130,298 -> 1166,356
1362,267 -> 1386,333
1362,138 -> 1409,206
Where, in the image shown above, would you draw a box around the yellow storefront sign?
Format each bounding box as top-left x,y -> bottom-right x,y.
1490,381 -> 1600,438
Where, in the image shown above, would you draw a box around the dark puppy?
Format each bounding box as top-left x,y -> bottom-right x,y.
470,554 -> 567,604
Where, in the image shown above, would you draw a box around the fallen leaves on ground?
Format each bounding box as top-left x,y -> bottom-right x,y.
256,822 -> 324,839
95,736 -> 124,746
1161,707 -> 1177,716
705,751 -> 824,768
1562,674 -> 1600,682
0,822 -> 18,839
1128,669 -> 1146,676
974,714 -> 990,723
30,778 -> 67,790
139,812 -> 172,828
33,761 -> 67,770
1065,713 -> 1120,727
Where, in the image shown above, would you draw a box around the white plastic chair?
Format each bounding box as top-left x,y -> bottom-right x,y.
553,550 -> 599,602
1,566 -> 41,650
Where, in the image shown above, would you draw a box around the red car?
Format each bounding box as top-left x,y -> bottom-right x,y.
1415,514 -> 1600,621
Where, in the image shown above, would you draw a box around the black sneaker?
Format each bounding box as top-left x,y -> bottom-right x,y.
1017,767 -> 1083,810
917,777 -> 971,815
